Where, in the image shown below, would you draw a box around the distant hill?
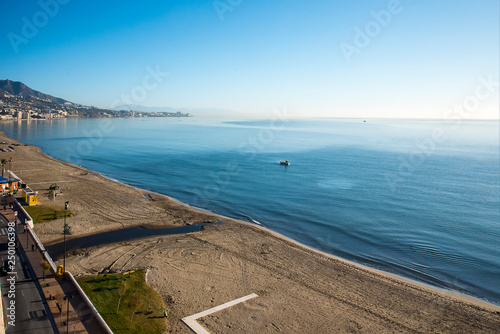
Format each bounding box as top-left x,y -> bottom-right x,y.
0,80 -> 233,117
0,79 -> 71,105
0,81 -> 192,118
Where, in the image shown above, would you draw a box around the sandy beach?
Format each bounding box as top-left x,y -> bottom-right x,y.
1,129 -> 499,333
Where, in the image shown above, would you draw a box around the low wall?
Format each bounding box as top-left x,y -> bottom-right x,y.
8,194 -> 33,229
0,285 -> 4,334
25,222 -> 57,273
66,272 -> 114,334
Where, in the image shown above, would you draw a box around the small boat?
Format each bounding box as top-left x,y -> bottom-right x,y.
280,160 -> 290,166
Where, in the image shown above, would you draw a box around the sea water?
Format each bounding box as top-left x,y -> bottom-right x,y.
1,117 -> 499,304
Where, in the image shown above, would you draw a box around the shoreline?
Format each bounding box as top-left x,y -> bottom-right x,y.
47,199 -> 500,312
1,129 -> 499,333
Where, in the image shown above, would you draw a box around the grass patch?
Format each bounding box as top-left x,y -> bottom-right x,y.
24,205 -> 75,224
77,269 -> 166,334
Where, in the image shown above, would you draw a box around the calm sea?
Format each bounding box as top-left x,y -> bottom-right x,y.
1,117 -> 499,304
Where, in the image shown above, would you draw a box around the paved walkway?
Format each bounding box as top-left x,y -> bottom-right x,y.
0,201 -> 105,334
0,216 -> 55,334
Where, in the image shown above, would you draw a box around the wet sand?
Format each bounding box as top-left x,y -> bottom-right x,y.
1,129 -> 499,333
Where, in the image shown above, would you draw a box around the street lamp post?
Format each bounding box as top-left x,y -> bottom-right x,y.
8,158 -> 12,193
63,201 -> 69,275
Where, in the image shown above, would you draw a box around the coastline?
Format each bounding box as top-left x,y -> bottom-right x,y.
1,129 -> 499,333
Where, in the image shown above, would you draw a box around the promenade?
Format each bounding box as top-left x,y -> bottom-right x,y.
1,200 -> 105,334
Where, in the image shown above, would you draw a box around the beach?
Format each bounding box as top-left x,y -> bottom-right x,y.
2,130 -> 499,334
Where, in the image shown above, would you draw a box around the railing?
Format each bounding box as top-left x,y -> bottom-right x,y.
11,199 -> 33,228
25,218 -> 57,273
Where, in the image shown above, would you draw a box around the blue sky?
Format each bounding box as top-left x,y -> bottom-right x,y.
0,0 -> 498,118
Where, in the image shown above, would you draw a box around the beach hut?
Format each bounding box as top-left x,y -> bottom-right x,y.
22,187 -> 38,206
0,176 -> 20,193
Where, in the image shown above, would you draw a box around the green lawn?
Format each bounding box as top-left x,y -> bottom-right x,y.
24,205 -> 75,224
77,269 -> 167,334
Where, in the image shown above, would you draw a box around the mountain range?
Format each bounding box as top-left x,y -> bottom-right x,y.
0,79 -> 233,116
0,79 -> 71,105
0,79 -> 192,118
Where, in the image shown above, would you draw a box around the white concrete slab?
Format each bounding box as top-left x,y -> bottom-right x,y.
182,293 -> 258,334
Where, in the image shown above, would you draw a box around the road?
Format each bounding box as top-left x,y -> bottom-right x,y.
0,217 -> 57,334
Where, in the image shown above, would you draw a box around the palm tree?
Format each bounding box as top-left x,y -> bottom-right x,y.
41,260 -> 50,283
0,159 -> 6,177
